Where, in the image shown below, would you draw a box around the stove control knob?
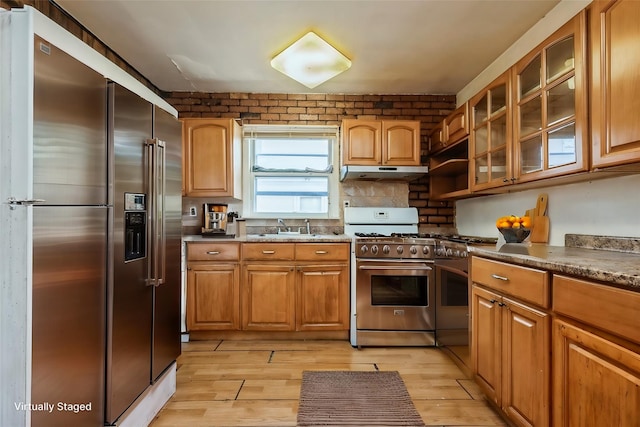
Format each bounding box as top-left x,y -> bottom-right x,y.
410,246 -> 418,255
461,251 -> 468,258
382,245 -> 390,254
360,245 -> 368,255
422,246 -> 431,255
454,250 -> 461,257
446,248 -> 453,257
396,246 -> 404,254
371,245 -> 379,255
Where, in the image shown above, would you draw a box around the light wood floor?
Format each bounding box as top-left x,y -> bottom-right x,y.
150,340 -> 507,427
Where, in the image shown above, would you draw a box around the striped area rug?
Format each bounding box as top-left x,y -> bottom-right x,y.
296,370 -> 425,426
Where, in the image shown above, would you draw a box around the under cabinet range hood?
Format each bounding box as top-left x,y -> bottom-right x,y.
339,165 -> 429,182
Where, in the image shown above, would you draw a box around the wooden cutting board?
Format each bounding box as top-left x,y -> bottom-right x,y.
524,208 -> 536,228
530,193 -> 549,243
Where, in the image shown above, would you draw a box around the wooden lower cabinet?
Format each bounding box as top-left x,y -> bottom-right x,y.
471,285 -> 550,427
472,286 -> 502,403
553,319 -> 640,427
187,242 -> 350,333
296,263 -> 350,331
242,263 -> 296,331
187,263 -> 240,330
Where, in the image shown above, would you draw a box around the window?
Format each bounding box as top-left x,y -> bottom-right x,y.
242,125 -> 340,219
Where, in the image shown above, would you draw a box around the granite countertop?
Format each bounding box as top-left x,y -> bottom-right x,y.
183,234 -> 352,243
469,236 -> 640,290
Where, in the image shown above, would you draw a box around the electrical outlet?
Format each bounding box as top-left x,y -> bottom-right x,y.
189,206 -> 197,216
343,200 -> 350,208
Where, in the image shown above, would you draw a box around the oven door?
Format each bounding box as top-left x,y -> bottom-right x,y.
435,259 -> 469,345
356,259 -> 435,331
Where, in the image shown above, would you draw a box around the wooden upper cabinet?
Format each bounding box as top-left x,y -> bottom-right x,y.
382,120 -> 421,165
341,119 -> 421,166
590,0 -> 640,168
445,103 -> 469,146
182,118 -> 242,198
341,120 -> 382,165
429,104 -> 469,155
428,120 -> 446,153
513,12 -> 588,183
469,70 -> 513,192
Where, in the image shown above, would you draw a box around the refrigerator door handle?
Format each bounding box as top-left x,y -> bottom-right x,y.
145,140 -> 157,287
145,138 -> 166,287
156,139 -> 166,286
6,197 -> 46,209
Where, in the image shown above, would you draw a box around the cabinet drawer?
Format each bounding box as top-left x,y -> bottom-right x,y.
471,257 -> 549,307
187,242 -> 240,261
554,275 -> 640,345
295,243 -> 350,261
242,243 -> 295,261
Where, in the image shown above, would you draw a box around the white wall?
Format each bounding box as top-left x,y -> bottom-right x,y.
456,174 -> 640,246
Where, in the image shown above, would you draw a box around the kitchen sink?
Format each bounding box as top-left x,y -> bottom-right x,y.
247,233 -> 333,239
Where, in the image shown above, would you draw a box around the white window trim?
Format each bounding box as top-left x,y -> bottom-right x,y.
241,125 -> 340,219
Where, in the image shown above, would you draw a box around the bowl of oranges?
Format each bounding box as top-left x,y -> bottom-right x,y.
496,215 -> 531,243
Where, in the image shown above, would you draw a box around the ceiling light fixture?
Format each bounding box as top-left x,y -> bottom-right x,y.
270,31 -> 351,89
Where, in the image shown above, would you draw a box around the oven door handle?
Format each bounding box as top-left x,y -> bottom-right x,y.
358,265 -> 433,271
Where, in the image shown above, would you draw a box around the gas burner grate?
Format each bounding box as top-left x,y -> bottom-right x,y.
446,235 -> 498,244
355,232 -> 390,237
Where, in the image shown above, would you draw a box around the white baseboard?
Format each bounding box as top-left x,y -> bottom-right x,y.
115,362 -> 176,427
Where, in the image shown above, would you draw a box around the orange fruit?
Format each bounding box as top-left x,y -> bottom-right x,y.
521,217 -> 531,228
498,221 -> 511,229
512,222 -> 521,228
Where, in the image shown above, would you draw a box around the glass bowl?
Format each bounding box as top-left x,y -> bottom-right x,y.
498,227 -> 531,243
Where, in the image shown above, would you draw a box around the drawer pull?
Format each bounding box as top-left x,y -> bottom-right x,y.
491,274 -> 509,281
206,251 -> 220,255
262,250 -> 276,254
315,250 -> 328,255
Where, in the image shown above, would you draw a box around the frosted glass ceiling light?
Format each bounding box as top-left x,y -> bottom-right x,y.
271,31 -> 351,89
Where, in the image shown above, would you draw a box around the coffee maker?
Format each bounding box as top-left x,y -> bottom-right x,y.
202,203 -> 229,237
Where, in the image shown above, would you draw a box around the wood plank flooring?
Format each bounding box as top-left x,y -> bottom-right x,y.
150,340 -> 507,427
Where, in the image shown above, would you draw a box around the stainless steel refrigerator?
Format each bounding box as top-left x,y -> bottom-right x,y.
31,35 -> 108,427
105,83 -> 182,425
28,35 -> 181,427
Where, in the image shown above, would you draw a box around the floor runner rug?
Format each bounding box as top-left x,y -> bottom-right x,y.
296,370 -> 426,426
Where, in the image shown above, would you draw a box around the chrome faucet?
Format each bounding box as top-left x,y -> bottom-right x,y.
277,218 -> 290,232
304,218 -> 311,235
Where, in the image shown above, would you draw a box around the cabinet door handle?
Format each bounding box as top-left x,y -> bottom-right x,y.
498,302 -> 506,307
262,250 -> 276,254
491,274 -> 509,281
206,251 -> 220,255
315,250 -> 328,255
489,299 -> 497,304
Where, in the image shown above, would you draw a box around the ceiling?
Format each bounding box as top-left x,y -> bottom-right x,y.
56,0 -> 560,95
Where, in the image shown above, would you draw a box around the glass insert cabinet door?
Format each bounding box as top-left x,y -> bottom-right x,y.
513,12 -> 588,182
470,70 -> 512,191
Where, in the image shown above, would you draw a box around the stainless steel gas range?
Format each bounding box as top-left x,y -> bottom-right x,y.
344,207 -> 497,348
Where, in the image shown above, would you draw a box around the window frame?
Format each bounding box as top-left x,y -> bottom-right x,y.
241,125 -> 340,219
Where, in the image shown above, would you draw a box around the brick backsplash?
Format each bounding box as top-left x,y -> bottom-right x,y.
169,92 -> 456,227
3,0 -> 457,228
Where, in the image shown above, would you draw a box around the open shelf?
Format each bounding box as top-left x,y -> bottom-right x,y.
429,158 -> 469,176
429,139 -> 470,200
